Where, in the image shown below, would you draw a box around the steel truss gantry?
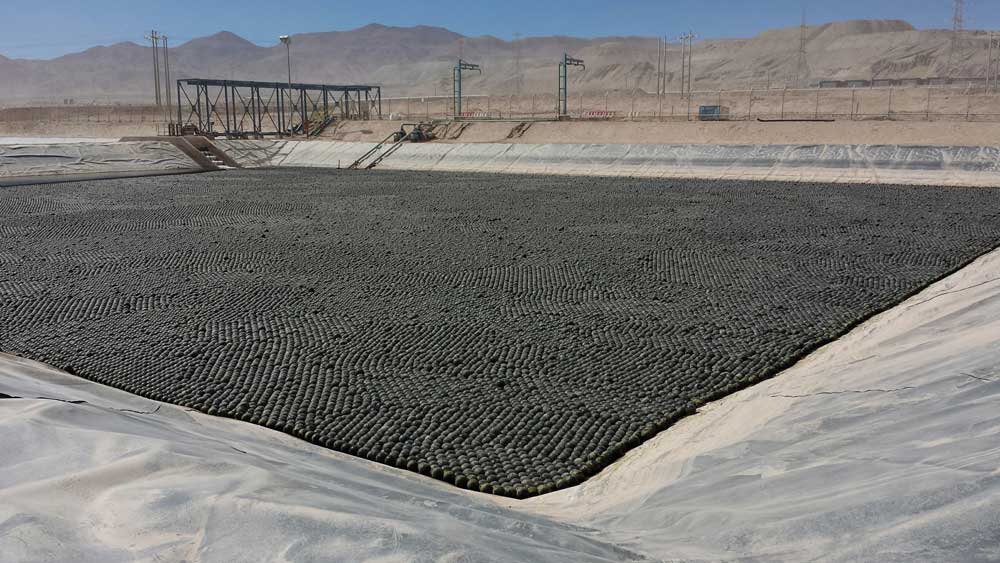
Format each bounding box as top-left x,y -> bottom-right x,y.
176,78 -> 382,138
453,60 -> 481,118
558,54 -> 585,117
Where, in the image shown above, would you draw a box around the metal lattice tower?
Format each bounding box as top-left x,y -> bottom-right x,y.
797,8 -> 808,88
948,0 -> 965,78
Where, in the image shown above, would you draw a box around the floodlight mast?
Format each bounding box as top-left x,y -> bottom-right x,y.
558,54 -> 585,117
453,59 -> 482,118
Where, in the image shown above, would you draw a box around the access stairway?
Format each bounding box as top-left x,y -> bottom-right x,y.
347,123 -> 436,170
347,131 -> 406,170
199,147 -> 234,170
307,114 -> 337,138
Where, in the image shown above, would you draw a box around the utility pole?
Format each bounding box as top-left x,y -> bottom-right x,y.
948,0 -> 965,79
664,36 -> 670,97
656,37 -> 663,102
674,32 -> 695,119
514,32 -> 523,96
145,30 -> 161,107
687,33 -> 694,97
280,35 -> 292,135
162,35 -> 172,128
677,32 -> 695,97
657,36 -> 666,118
688,32 -> 694,96
988,32 -> 994,91
678,36 -> 686,96
990,32 -> 1000,92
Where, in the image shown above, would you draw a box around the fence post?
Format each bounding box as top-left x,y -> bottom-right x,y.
780,87 -> 786,119
967,89 -> 972,121
850,88 -> 856,120
747,88 -> 753,120
887,88 -> 893,119
926,88 -> 931,120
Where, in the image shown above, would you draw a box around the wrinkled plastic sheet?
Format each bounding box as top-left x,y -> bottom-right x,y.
0,137 -> 119,145
0,141 -> 198,178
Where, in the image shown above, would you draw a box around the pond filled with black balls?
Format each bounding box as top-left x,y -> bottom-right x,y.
2,168 -> 1000,498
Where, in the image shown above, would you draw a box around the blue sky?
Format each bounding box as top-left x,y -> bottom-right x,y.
2,0 -> 999,59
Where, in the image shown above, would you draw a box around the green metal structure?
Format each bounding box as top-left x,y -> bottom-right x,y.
453,60 -> 482,118
558,54 -> 585,117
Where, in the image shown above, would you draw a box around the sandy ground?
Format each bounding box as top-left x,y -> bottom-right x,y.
0,121 -> 158,139
2,242 -> 998,561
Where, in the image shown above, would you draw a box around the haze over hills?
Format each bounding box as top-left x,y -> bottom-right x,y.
0,20 -> 994,106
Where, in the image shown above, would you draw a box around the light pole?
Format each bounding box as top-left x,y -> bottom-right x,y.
280,35 -> 292,135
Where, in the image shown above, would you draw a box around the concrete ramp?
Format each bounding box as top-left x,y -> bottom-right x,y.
215,139 -> 1000,187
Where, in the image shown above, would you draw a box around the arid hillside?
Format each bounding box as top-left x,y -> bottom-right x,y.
0,20 -> 994,105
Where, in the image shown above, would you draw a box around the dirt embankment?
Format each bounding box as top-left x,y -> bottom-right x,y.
4,108 -> 996,147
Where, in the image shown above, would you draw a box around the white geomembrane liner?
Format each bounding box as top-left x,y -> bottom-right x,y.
0,140 -> 199,178
0,137 -> 119,145
1,241 -> 998,561
214,139 -> 1000,187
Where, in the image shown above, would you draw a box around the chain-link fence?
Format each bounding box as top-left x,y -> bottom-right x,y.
381,85 -> 1000,122
7,86 -> 1000,128
0,105 -> 168,125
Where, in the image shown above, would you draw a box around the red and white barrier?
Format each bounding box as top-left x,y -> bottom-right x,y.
582,111 -> 617,119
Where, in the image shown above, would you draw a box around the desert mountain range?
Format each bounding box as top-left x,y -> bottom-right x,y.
0,20 -> 994,105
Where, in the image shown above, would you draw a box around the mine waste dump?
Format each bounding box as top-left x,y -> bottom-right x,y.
2,168 -> 999,498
